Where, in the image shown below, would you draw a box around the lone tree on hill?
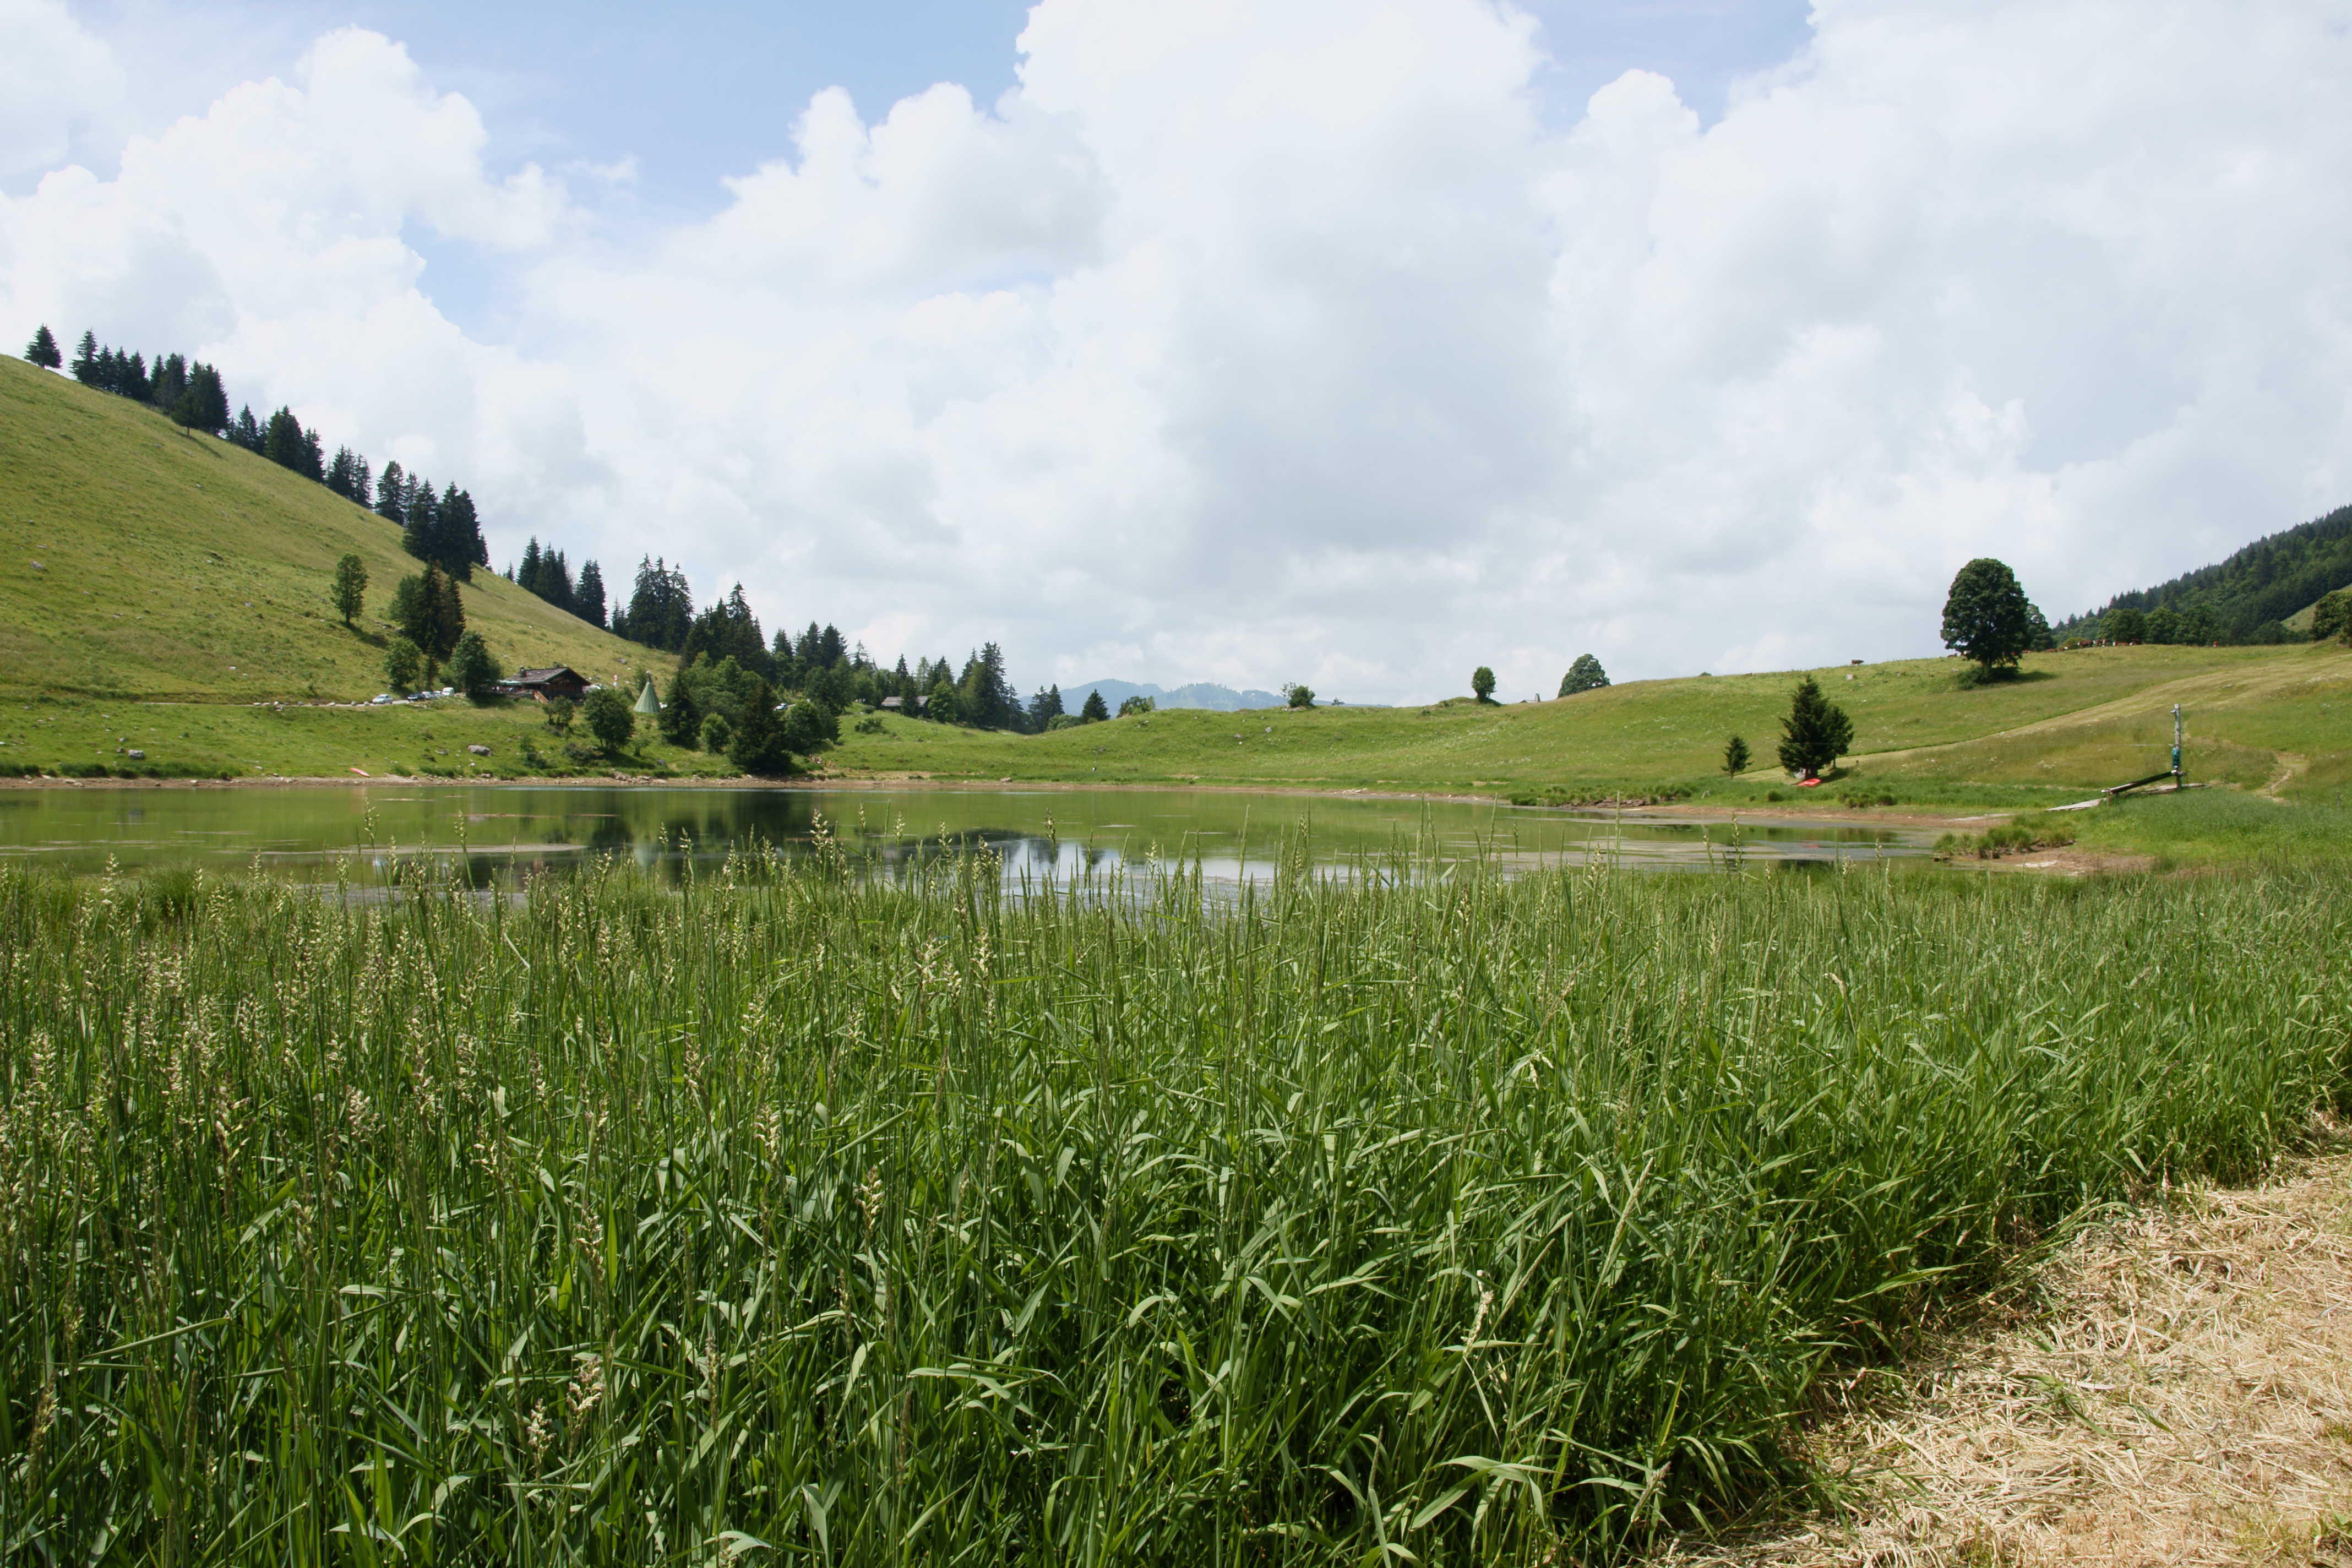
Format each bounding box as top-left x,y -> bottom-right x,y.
1472,666 -> 1497,703
580,687 -> 635,754
1777,675 -> 1853,780
1286,683 -> 1315,710
1117,694 -> 1155,717
330,553 -> 368,627
1723,734 -> 1751,776
1941,558 -> 2036,675
1558,655 -> 1609,696
23,326 -> 61,368
1080,689 -> 1111,723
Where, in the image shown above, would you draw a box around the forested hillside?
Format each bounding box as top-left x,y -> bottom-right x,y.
2057,502 -> 2352,643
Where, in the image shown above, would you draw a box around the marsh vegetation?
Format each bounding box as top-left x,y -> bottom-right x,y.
2,848 -> 2345,1562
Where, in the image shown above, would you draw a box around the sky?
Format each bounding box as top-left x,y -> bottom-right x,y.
4,0 -> 2349,704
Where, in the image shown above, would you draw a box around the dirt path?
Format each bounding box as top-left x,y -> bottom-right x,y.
1663,1146 -> 2352,1565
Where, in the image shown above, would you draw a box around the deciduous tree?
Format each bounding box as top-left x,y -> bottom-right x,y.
1940,558 -> 2034,673
580,687 -> 635,753
1472,666 -> 1496,703
383,636 -> 423,694
448,631 -> 499,700
1558,655 -> 1609,696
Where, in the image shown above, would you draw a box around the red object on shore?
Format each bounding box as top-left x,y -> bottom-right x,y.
1796,777 -> 1822,788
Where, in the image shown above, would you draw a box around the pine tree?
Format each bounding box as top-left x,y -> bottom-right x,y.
375,461 -> 407,524
189,364 -> 230,433
1080,688 -> 1110,723
70,331 -> 99,383
575,560 -> 606,628
232,406 -> 264,452
1776,676 -> 1854,780
391,564 -> 466,682
263,407 -> 307,472
727,679 -> 797,776
1722,734 -> 1751,776
122,352 -> 150,401
331,553 -> 368,626
24,325 -> 62,368
518,539 -> 544,596
326,448 -> 361,501
151,353 -> 188,409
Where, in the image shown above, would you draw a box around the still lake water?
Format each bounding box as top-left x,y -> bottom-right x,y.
0,784 -> 1934,885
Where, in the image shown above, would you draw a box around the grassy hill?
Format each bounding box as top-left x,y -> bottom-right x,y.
828,642 -> 2352,805
0,355 -> 651,701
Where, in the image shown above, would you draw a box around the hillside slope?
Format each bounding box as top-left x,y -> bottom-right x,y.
831,643 -> 2352,803
0,355 -> 649,700
2054,499 -> 2352,641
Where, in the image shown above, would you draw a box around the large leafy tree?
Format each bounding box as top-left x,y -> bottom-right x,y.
1777,675 -> 1854,780
1558,655 -> 1609,696
448,631 -> 500,700
1472,666 -> 1496,703
1940,558 -> 2035,673
580,688 -> 635,753
383,636 -> 423,694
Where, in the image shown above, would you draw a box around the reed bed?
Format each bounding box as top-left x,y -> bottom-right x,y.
1,847 -> 2345,1565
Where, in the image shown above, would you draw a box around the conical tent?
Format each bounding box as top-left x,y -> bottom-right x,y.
633,677 -> 661,716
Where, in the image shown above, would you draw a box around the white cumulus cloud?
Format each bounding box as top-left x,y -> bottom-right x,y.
6,0 -> 2352,703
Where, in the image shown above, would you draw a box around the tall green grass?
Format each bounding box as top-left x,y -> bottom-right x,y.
2,851 -> 2345,1562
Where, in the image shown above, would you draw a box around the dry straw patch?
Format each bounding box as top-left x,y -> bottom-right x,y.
1667,1147 -> 2352,1566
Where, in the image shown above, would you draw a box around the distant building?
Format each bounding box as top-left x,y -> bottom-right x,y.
500,666 -> 590,702
879,694 -> 929,712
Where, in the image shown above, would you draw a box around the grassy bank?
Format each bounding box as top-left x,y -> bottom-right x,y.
0,691 -> 739,782
3,854 -> 2345,1562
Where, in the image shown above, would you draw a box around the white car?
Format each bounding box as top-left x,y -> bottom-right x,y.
371,694 -> 397,705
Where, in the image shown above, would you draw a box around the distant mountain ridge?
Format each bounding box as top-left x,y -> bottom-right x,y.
1064,678 -> 1286,712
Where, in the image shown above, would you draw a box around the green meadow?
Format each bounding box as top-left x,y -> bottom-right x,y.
5,848 -> 2348,1563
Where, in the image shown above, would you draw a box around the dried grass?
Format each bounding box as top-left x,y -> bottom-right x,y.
1663,1142 -> 2352,1566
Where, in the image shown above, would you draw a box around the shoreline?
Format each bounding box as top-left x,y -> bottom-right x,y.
0,766 -> 2005,821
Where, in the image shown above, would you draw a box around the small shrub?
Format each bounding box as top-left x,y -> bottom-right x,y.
1935,821 -> 2077,859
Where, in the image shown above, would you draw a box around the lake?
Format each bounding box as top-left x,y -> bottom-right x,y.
0,783 -> 1935,885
